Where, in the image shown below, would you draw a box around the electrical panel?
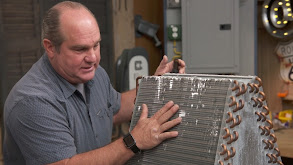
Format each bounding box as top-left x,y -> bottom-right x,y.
181,0 -> 240,74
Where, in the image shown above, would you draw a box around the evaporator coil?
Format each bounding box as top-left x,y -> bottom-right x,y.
126,74 -> 283,165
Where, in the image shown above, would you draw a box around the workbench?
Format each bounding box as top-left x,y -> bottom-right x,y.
275,129 -> 293,159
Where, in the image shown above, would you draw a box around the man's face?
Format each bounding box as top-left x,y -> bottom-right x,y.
51,9 -> 101,84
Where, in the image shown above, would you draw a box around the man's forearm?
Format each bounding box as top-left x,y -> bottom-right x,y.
113,88 -> 136,125
49,137 -> 134,165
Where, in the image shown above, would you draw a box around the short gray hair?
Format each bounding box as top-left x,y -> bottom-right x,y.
41,1 -> 96,53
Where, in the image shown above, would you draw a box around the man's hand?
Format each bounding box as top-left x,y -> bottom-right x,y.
130,101 -> 182,150
154,55 -> 186,76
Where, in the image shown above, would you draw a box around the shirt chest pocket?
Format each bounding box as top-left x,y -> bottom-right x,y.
92,107 -> 113,146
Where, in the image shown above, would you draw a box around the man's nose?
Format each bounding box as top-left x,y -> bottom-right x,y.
85,49 -> 97,62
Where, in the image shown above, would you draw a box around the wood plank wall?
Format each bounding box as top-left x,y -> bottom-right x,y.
134,0 -> 164,75
257,3 -> 293,113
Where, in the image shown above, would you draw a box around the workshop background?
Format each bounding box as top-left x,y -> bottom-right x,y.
1,0 -> 293,164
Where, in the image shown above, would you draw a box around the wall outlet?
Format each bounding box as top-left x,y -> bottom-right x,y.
168,24 -> 182,41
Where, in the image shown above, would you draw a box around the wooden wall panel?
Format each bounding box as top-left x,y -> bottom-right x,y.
134,0 -> 164,75
257,3 -> 293,113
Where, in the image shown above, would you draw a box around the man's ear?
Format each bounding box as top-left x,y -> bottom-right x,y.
43,39 -> 55,59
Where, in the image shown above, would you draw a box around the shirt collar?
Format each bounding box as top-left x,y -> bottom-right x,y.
42,53 -> 95,99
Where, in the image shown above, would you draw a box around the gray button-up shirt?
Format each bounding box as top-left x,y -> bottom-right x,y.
4,54 -> 121,165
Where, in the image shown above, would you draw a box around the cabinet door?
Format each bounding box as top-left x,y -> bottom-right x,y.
182,0 -> 239,74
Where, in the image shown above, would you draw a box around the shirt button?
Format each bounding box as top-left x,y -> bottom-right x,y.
95,135 -> 98,138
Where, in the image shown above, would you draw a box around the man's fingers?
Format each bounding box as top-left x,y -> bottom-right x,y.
157,104 -> 179,124
153,101 -> 174,119
157,131 -> 179,141
159,117 -> 182,134
139,104 -> 148,119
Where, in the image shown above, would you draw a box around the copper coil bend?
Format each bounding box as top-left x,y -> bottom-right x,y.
232,80 -> 239,91
259,91 -> 266,101
218,160 -> 224,165
260,112 -> 267,122
259,125 -> 265,135
227,134 -> 234,144
229,96 -> 237,107
248,83 -> 254,93
226,112 -> 234,123
257,98 -> 263,108
220,144 -> 227,155
264,126 -> 271,136
277,160 -> 284,165
223,128 -> 230,139
233,99 -> 244,112
251,97 -> 258,107
230,147 -> 236,157
262,105 -> 270,115
236,83 -> 247,96
270,133 -> 277,143
229,118 -> 237,129
255,77 -> 263,87
233,131 -> 239,142
235,115 -> 241,126
253,84 -> 259,93
263,139 -> 269,149
266,119 -> 273,129
274,148 -> 281,157
268,140 -> 274,149
224,150 -> 231,161
272,154 -> 278,163
255,112 -> 262,122
266,153 -> 273,163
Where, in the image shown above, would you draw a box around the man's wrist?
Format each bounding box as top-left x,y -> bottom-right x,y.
123,133 -> 141,154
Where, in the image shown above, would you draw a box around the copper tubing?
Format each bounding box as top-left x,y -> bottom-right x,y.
232,80 -> 239,91
229,118 -> 237,128
248,83 -> 254,93
235,115 -> 241,126
229,96 -> 237,107
255,112 -> 262,121
233,99 -> 244,112
259,91 -> 266,101
224,150 -> 231,161
227,131 -> 239,144
220,144 -> 227,155
251,97 -> 258,107
266,119 -> 273,129
229,116 -> 242,129
226,112 -> 233,123
260,112 -> 267,122
253,83 -> 259,93
268,140 -> 274,149
264,126 -> 271,136
266,153 -> 273,163
230,147 -> 236,158
218,160 -> 224,165
277,160 -> 284,165
272,154 -> 278,163
255,76 -> 263,87
263,105 -> 270,115
274,148 -> 281,157
263,139 -> 269,149
223,128 -> 230,139
270,133 -> 277,143
236,83 -> 247,96
257,98 -> 263,108
233,131 -> 239,142
259,125 -> 265,135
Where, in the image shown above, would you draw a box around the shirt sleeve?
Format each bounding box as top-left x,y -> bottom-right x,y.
6,96 -> 76,165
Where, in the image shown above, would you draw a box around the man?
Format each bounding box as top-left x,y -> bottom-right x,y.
3,1 -> 186,165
